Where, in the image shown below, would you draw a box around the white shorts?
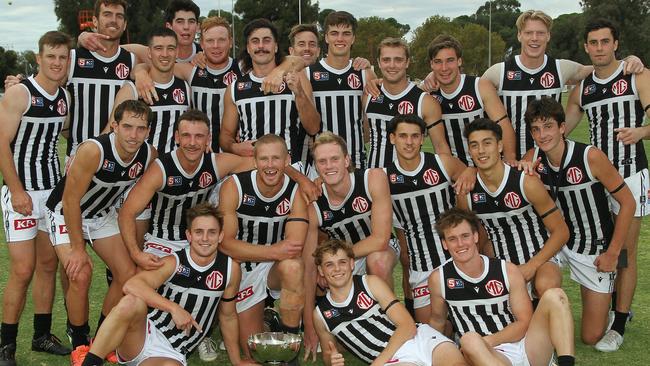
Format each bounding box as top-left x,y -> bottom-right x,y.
143,233 -> 188,258
47,208 -> 120,246
558,246 -> 615,293
117,319 -> 186,366
1,186 -> 51,242
117,185 -> 151,220
609,168 -> 650,217
387,324 -> 453,365
494,338 -> 530,366
409,269 -> 433,309
236,262 -> 280,313
352,237 -> 400,276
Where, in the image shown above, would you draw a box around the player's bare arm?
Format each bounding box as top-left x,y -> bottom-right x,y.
422,94 -> 452,156
218,264 -> 254,366
615,70 -> 650,144
287,70 -> 321,135
220,85 -> 255,157
427,268 -> 450,333
313,307 -> 344,366
351,169 -> 392,258
301,205 -> 321,362
563,86 -> 585,135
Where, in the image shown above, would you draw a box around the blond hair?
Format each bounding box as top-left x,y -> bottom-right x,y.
312,132 -> 354,173
516,10 -> 552,32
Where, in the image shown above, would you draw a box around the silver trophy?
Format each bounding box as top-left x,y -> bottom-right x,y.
247,332 -> 302,365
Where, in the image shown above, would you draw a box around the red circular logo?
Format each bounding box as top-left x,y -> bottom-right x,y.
485,279 -> 504,296
612,79 -> 628,96
540,71 -> 556,89
397,101 -> 414,114
276,198 -> 290,215
57,99 -> 67,115
198,171 -> 213,188
223,70 -> 237,85
356,292 -> 374,310
172,88 -> 186,104
503,192 -> 521,209
565,167 -> 583,184
205,270 -> 223,290
115,63 -> 130,80
458,95 -> 476,112
128,162 -> 143,179
422,168 -> 440,186
351,196 -> 369,213
347,74 -> 361,89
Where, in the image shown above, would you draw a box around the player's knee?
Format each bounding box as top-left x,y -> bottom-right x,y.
70,267 -> 93,290
111,263 -> 137,285
540,287 -> 569,309
10,262 -> 36,283
459,332 -> 484,354
581,328 -> 604,345
114,294 -> 147,320
36,254 -> 59,274
279,258 -> 304,279
366,253 -> 394,278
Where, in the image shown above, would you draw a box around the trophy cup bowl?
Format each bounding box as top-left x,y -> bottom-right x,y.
247,332 -> 302,365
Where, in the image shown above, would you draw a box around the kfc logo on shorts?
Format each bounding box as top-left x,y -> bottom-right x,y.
347,74 -> 361,89
59,225 -> 68,234
503,192 -> 521,209
223,70 -> 237,85
172,88 -> 186,104
276,198 -> 290,215
236,286 -> 254,302
351,196 -> 369,213
198,172 -> 213,188
205,270 -> 223,290
14,218 -> 36,230
423,168 -> 440,186
57,99 -> 67,116
540,72 -> 556,89
397,101 -> 414,114
485,279 -> 504,296
146,242 -> 172,254
128,162 -> 143,179
115,63 -> 129,80
413,285 -> 430,298
566,167 -> 583,184
356,291 -> 374,310
458,95 -> 476,112
612,79 -> 628,96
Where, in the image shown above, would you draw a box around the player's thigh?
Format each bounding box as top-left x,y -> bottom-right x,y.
93,234 -> 135,279
432,341 -> 464,365
5,239 -> 37,275
34,230 -> 58,268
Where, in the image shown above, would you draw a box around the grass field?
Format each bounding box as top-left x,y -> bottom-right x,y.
1,94 -> 650,365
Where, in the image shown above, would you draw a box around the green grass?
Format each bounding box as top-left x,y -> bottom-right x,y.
2,94 -> 650,365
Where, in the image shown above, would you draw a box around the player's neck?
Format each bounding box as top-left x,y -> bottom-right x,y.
33,73 -> 61,95
207,57 -> 230,71
114,141 -> 137,163
324,54 -> 350,70
518,53 -> 545,70
324,174 -> 352,205
255,173 -> 285,198
176,43 -> 194,60
439,76 -> 462,95
545,139 -> 566,167
95,38 -> 120,58
177,149 -> 202,174
454,255 -> 484,278
328,280 -> 353,303
150,68 -> 174,84
594,60 -> 622,80
397,153 -> 421,171
383,78 -> 409,95
252,62 -> 277,78
477,160 -> 505,192
189,247 -> 216,267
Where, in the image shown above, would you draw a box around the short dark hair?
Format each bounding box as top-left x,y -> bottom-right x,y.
313,239 -> 355,266
186,202 -> 223,231
435,208 -> 481,240
93,0 -> 127,17
174,109 -> 210,132
240,18 -> 282,74
465,118 -> 502,141
525,97 -> 565,130
584,18 -> 619,43
388,114 -> 426,135
428,34 -> 463,61
38,31 -> 72,54
148,27 -> 178,46
114,100 -> 152,126
165,0 -> 200,24
289,24 -> 319,47
324,11 -> 357,34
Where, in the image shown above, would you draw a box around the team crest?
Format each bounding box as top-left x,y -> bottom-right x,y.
506,71 -> 521,80
356,292 -> 374,310
351,196 -> 369,213
389,174 -> 404,184
115,63 -> 129,80
167,176 -> 182,186
223,70 -> 237,85
566,167 -> 583,184
612,79 -> 628,96
275,198 -> 290,215
397,101 -> 414,114
422,168 -> 440,186
57,99 -> 67,115
205,270 -> 223,290
198,172 -> 213,188
447,278 -> 464,289
540,72 -> 555,89
172,88 -> 186,104
78,58 -> 94,68
472,192 -> 486,203
583,84 -> 596,96
31,96 -> 44,107
102,159 -> 115,172
347,73 -> 361,89
485,279 -> 504,296
503,192 -> 521,209
458,95 -> 476,112
313,71 -> 329,81
128,162 -> 143,179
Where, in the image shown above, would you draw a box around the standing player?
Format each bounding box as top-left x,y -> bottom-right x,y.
219,134 -> 308,360
458,119 -> 569,296
164,0 -> 201,62
312,239 -> 467,366
45,100 -> 155,364
288,24 -> 321,67
0,31 -> 73,364
429,208 -> 576,366
428,34 -> 517,165
523,97 -> 635,349
564,18 -> 650,351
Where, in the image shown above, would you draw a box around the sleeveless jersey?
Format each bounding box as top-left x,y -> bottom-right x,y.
176,42 -> 202,63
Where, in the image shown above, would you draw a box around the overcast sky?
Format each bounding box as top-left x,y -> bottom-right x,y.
0,0 -> 582,52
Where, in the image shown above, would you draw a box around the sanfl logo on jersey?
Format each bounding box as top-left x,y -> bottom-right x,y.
323,309 -> 339,319
313,71 -> 329,81
102,159 -> 115,172
389,174 -> 404,184
506,71 -> 521,80
31,96 -> 44,107
197,69 -> 207,77
583,84 -> 596,96
371,94 -> 384,103
78,58 -> 94,68
242,194 -> 256,206
176,265 -> 190,277
167,176 -> 182,186
447,278 -> 464,289
238,81 -> 252,90
472,192 -> 486,203
536,163 -> 548,174
323,210 -> 334,221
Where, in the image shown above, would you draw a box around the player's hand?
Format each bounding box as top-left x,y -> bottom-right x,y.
171,305 -> 202,336
364,78 -> 382,99
191,51 -> 207,69
303,326 -> 320,362
132,251 -> 163,271
298,178 -> 322,203
352,57 -> 371,71
420,71 -> 439,93
316,272 -> 329,293
65,248 -> 93,281
595,250 -> 618,273
285,72 -> 301,94
232,140 -> 255,157
452,167 -> 477,195
262,67 -> 285,94
135,69 -> 158,105
4,74 -> 23,90
10,188 -> 33,216
517,262 -> 537,282
329,341 -> 345,366
508,157 -> 541,177
78,31 -> 109,52
623,55 -> 645,75
274,239 -> 303,260
615,127 -> 644,145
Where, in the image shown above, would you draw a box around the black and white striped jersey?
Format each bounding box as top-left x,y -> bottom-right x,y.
431,74 -> 486,166
66,47 -> 135,156
148,246 -> 233,355
579,62 -> 647,178
9,76 -> 68,191
497,55 -> 563,159
308,59 -> 366,168
189,58 -> 241,152
312,170 -> 373,244
533,140 -> 613,255
440,256 -> 514,336
467,164 -> 548,265
365,82 -> 426,168
46,133 -> 151,219
385,152 -> 454,272
315,275 -> 396,363
232,170 -> 297,272
149,151 -> 220,241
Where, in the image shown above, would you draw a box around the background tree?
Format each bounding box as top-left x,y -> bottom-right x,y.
0,46 -> 19,88
454,0 -> 521,54
548,13 -> 588,64
205,9 -> 245,56
16,51 -> 38,77
350,16 -> 408,76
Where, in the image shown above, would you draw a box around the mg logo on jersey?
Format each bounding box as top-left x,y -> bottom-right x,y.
128,162 -> 143,179
14,218 -> 36,230
503,192 -> 521,209
172,88 -> 186,104
347,74 -> 361,89
205,270 -> 223,290
540,72 -> 556,89
423,168 -> 440,186
351,196 -> 369,213
458,95 -> 476,112
356,291 -> 374,310
115,63 -> 129,80
57,99 -> 67,115
237,286 -> 254,302
276,198 -> 290,215
612,79 -> 628,96
485,279 -> 504,296
223,70 -> 237,85
397,101 -> 414,114
413,285 -> 430,298
566,167 -> 584,184
198,172 -> 213,188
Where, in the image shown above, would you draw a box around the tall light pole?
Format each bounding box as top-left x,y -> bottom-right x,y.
232,0 -> 236,56
488,0 -> 492,68
298,0 -> 302,24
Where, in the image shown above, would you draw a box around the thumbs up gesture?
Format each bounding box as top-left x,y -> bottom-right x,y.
329,341 -> 345,366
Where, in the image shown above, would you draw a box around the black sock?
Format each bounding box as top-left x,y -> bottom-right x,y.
81,352 -> 104,366
33,313 -> 52,339
96,313 -> 107,335
557,355 -> 575,366
281,323 -> 300,334
404,298 -> 415,318
611,311 -> 628,336
69,322 -> 90,348
611,291 -> 617,309
0,323 -> 18,346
